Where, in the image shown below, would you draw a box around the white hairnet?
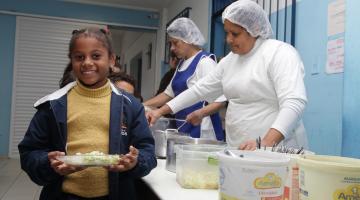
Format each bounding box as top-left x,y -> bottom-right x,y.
166,17 -> 205,46
222,0 -> 273,39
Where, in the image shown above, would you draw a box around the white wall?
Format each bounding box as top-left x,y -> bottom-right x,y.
120,31 -> 157,100
151,0 -> 211,95
111,29 -> 124,59
153,8 -> 168,96
119,31 -> 143,66
167,0 -> 211,45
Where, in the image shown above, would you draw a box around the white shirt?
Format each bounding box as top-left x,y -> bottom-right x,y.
167,39 -> 308,147
164,51 -> 226,139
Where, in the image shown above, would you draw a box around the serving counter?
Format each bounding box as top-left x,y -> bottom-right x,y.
142,159 -> 218,200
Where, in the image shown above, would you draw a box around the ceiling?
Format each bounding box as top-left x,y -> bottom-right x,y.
64,0 -> 172,11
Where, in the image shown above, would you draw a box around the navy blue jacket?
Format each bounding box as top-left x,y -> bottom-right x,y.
18,82 -> 157,200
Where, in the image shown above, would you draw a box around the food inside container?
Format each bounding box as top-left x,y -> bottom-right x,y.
175,144 -> 225,189
57,151 -> 122,166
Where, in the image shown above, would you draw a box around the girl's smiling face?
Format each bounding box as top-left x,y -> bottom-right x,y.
71,36 -> 115,89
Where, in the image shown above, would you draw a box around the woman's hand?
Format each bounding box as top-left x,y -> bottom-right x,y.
146,105 -> 172,126
239,129 -> 284,150
106,146 -> 139,172
239,140 -> 257,150
186,110 -> 204,126
186,102 -> 226,126
48,151 -> 84,175
145,109 -> 163,126
143,105 -> 156,113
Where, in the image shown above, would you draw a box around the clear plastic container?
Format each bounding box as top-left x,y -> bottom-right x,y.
57,154 -> 121,166
175,144 -> 225,189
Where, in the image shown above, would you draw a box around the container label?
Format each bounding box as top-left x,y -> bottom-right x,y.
219,164 -> 287,199
220,192 -> 241,200
261,197 -> 283,200
283,165 -> 300,200
219,192 -> 283,200
254,173 -> 282,189
291,166 -> 300,200
343,177 -> 360,184
333,184 -> 360,200
299,188 -> 309,197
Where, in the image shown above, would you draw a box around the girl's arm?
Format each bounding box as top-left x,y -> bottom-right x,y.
18,107 -> 63,185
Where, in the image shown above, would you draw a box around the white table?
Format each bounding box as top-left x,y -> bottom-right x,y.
142,159 -> 218,200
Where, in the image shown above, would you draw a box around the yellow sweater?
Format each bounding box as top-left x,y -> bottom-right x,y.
62,80 -> 111,198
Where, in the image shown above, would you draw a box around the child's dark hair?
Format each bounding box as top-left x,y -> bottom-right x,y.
108,72 -> 143,102
59,63 -> 75,88
68,27 -> 114,57
108,72 -> 137,89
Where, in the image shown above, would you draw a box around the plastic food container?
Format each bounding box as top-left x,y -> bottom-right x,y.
175,144 -> 225,189
297,154 -> 360,200
166,137 -> 225,172
57,154 -> 121,166
219,150 -> 290,200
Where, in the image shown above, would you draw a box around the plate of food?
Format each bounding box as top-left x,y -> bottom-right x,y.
57,151 -> 122,166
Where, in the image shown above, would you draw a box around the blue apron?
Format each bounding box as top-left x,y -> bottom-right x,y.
171,51 -> 224,141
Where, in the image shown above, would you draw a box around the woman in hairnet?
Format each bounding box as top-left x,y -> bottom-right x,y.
144,17 -> 226,141
147,0 -> 308,150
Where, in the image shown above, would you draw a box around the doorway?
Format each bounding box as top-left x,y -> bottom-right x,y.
130,52 -> 142,94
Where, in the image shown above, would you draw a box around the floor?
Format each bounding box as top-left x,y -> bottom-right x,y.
0,158 -> 41,200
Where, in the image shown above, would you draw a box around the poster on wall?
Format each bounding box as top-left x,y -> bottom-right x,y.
326,37 -> 344,74
326,0 -> 345,74
327,0 -> 345,36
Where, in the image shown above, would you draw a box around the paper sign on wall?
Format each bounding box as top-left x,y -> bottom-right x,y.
328,0 -> 345,36
326,37 -> 344,74
326,0 -> 345,74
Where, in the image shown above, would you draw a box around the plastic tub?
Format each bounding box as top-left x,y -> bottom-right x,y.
297,154 -> 360,200
219,150 -> 290,200
167,138 -> 225,172
175,144 -> 225,189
